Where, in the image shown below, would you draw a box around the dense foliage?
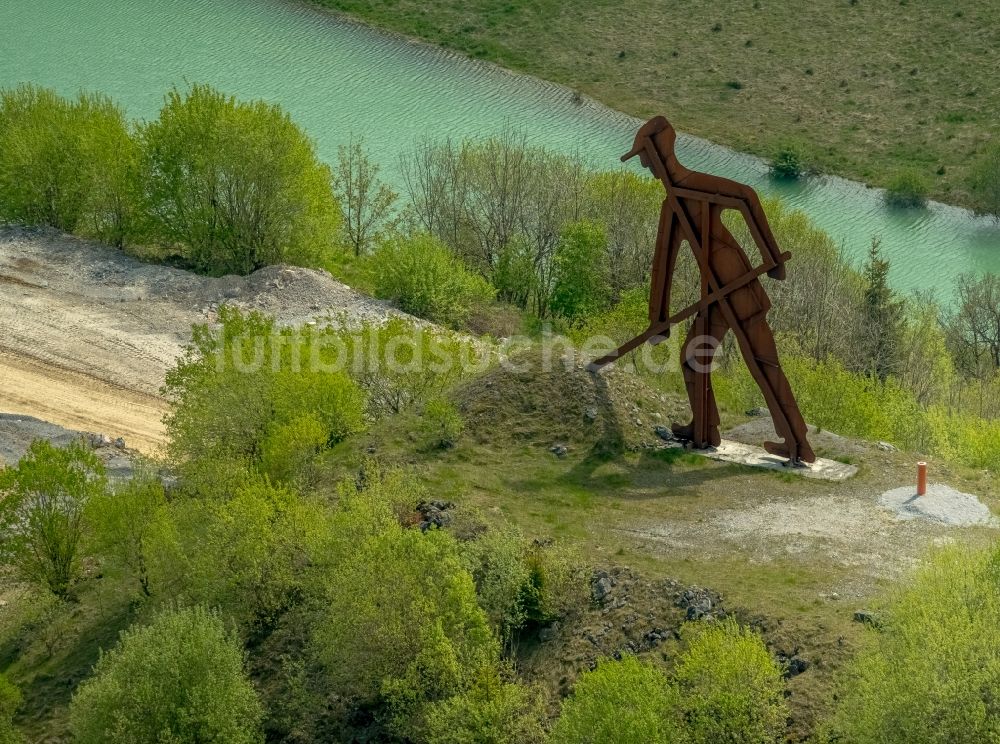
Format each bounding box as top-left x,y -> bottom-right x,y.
370,232 -> 494,325
141,84 -> 340,274
552,624 -> 786,744
0,85 -> 138,245
825,547 -> 1000,743
0,83 -> 340,275
69,606 -> 263,743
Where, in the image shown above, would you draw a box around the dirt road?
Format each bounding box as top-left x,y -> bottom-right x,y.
0,226 -> 406,455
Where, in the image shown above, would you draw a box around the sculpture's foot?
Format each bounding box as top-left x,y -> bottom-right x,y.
763,439 -> 817,465
671,421 -> 721,449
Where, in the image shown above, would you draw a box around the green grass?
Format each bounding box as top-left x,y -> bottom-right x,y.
312,0 -> 998,212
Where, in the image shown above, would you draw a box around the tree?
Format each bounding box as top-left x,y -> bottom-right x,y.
141,83 -> 340,275
550,220 -> 611,322
950,273 -> 1000,375
825,546 -> 1000,743
0,439 -> 106,597
970,143 -> 1000,216
85,469 -> 169,596
332,136 -> 398,255
370,232 -> 494,325
856,237 -> 903,381
551,655 -> 681,744
69,606 -> 263,744
0,85 -> 138,240
673,619 -> 788,744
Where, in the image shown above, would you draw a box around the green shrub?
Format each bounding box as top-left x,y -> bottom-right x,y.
825,546 -> 1000,743
419,396 -> 465,449
163,307 -> 366,475
0,674 -> 21,744
141,83 -> 340,275
970,143 -> 1000,215
0,439 -> 107,597
0,85 -> 138,241
424,670 -> 547,744
148,477 -> 330,630
460,525 -> 534,648
884,170 -> 929,208
69,606 -> 263,743
673,619 -> 787,744
259,412 -> 328,484
770,142 -> 807,179
370,232 -> 495,325
312,522 -> 498,736
340,315 -> 489,416
551,655 -> 681,744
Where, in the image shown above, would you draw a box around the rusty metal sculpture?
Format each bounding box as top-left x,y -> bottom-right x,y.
589,116 -> 816,464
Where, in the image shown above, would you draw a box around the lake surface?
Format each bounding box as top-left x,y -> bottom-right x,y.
2,0 -> 998,301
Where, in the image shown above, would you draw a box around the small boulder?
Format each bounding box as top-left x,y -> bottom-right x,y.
876,441 -> 897,452
654,425 -> 673,442
550,443 -> 568,458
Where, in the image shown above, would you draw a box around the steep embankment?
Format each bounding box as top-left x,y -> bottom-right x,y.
0,226 -> 411,454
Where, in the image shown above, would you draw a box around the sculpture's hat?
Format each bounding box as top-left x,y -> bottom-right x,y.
621,116 -> 674,162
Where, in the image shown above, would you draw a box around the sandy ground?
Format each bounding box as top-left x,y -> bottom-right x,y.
0,226 -> 407,454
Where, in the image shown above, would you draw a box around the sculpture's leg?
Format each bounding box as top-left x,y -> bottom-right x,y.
673,307 -> 725,448
740,313 -> 816,463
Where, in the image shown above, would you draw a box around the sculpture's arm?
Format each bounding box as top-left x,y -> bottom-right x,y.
740,189 -> 786,280
649,200 -> 681,325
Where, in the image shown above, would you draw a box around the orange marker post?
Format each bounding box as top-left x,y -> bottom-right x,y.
917,461 -> 927,496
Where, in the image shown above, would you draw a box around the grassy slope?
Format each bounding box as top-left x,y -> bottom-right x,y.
317,358 -> 999,738
316,0 -> 999,211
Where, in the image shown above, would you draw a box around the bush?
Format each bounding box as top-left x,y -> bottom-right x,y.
884,170 -> 929,208
341,315 -> 488,416
0,439 -> 106,597
0,85 -> 138,242
770,142 -> 807,179
970,143 -> 1000,216
424,670 -> 547,744
673,619 -> 787,744
141,83 -> 340,275
312,521 -> 498,736
370,232 -> 495,325
825,546 -> 1000,743
148,477 -> 330,630
69,606 -> 263,743
551,655 -> 681,744
419,396 -> 464,449
163,307 -> 366,475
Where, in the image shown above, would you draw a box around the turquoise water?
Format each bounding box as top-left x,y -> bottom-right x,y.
2,0 -> 998,301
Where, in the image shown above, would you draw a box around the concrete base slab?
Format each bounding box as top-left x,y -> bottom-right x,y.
672,438 -> 858,482
879,484 -> 996,527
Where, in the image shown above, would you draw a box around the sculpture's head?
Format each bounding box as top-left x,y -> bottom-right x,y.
621,116 -> 676,172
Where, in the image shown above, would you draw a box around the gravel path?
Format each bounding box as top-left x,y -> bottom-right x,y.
0,226 -> 413,452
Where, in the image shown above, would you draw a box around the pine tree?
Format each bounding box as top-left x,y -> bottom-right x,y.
859,237 -> 903,381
